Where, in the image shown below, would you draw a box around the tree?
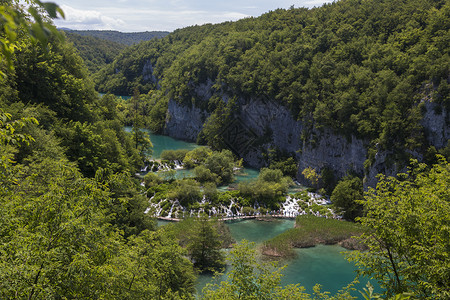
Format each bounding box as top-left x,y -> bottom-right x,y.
0,158 -> 119,299
183,146 -> 212,168
330,176 -> 363,221
194,164 -> 219,183
131,125 -> 152,160
187,215 -> 225,273
302,167 -> 321,190
238,168 -> 292,208
170,178 -> 202,207
347,157 -> 450,299
0,0 -> 64,77
112,229 -> 196,299
269,157 -> 298,178
98,170 -> 156,238
204,149 -> 236,184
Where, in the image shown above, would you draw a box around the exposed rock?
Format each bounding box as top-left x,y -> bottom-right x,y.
142,60 -> 158,84
163,80 -> 450,187
298,129 -> 366,179
422,101 -> 450,148
164,99 -> 208,141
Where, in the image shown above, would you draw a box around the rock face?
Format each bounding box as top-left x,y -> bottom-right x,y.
298,130 -> 367,179
164,99 -> 207,141
142,60 -> 158,84
164,94 -> 368,183
234,98 -> 367,180
422,101 -> 450,149
163,83 -> 449,186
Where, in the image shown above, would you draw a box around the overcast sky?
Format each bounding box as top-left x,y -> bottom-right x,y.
52,0 -> 333,32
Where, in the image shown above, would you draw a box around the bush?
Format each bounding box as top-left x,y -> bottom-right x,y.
160,149 -> 190,162
183,147 -> 212,168
143,172 -> 163,188
194,165 -> 218,183
170,179 -> 202,207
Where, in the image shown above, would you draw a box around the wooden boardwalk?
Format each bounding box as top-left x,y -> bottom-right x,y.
157,214 -> 296,222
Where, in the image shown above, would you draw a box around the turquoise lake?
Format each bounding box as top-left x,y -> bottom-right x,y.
123,126 -> 198,159
193,219 -> 378,298
141,129 -> 380,297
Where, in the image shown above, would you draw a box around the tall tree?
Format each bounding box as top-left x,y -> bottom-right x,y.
348,157 -> 450,299
187,215 -> 225,273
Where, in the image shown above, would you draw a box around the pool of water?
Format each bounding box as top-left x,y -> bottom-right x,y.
226,218 -> 295,244
99,92 -> 131,100
194,219 -> 380,298
281,245 -> 363,295
234,167 -> 260,183
124,126 -> 198,159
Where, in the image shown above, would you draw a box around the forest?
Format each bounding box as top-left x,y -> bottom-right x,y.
0,0 -> 449,299
64,32 -> 127,73
63,29 -> 170,46
96,0 -> 449,168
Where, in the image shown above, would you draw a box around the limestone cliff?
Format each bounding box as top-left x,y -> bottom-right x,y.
164,98 -> 207,141
163,83 -> 449,187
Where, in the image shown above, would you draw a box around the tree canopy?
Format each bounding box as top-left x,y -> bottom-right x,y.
97,0 -> 449,160
348,157 -> 450,299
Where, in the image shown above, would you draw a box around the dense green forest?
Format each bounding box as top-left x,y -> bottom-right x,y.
62,29 -> 170,45
96,0 -> 449,166
1,0 -> 449,299
64,31 -> 127,73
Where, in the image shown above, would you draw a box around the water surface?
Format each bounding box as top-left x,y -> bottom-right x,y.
226,218 -> 295,244
195,219 -> 379,298
124,126 -> 198,159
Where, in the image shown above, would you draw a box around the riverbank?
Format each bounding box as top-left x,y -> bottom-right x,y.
261,215 -> 367,257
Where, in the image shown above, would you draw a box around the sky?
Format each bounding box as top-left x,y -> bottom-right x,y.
52,0 -> 333,32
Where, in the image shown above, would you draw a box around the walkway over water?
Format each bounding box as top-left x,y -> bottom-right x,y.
157,214 -> 297,222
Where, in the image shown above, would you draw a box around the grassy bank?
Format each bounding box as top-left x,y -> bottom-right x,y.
261,215 -> 366,257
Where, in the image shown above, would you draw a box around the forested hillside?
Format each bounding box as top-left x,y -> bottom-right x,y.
0,2 -> 196,298
1,0 -> 449,299
63,29 -> 170,45
96,0 -> 449,186
65,31 -> 127,73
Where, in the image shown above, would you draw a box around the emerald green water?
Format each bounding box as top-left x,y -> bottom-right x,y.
123,126 -> 198,159
99,92 -> 131,100
234,168 -> 260,183
281,245 -> 364,293
226,218 -> 295,244
194,219 -> 379,298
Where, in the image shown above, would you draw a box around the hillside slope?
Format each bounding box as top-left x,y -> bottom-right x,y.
95,0 -> 449,186
63,29 -> 169,45
65,31 -> 127,73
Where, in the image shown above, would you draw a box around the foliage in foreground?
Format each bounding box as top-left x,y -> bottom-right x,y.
202,241 -> 356,300
348,157 -> 450,299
